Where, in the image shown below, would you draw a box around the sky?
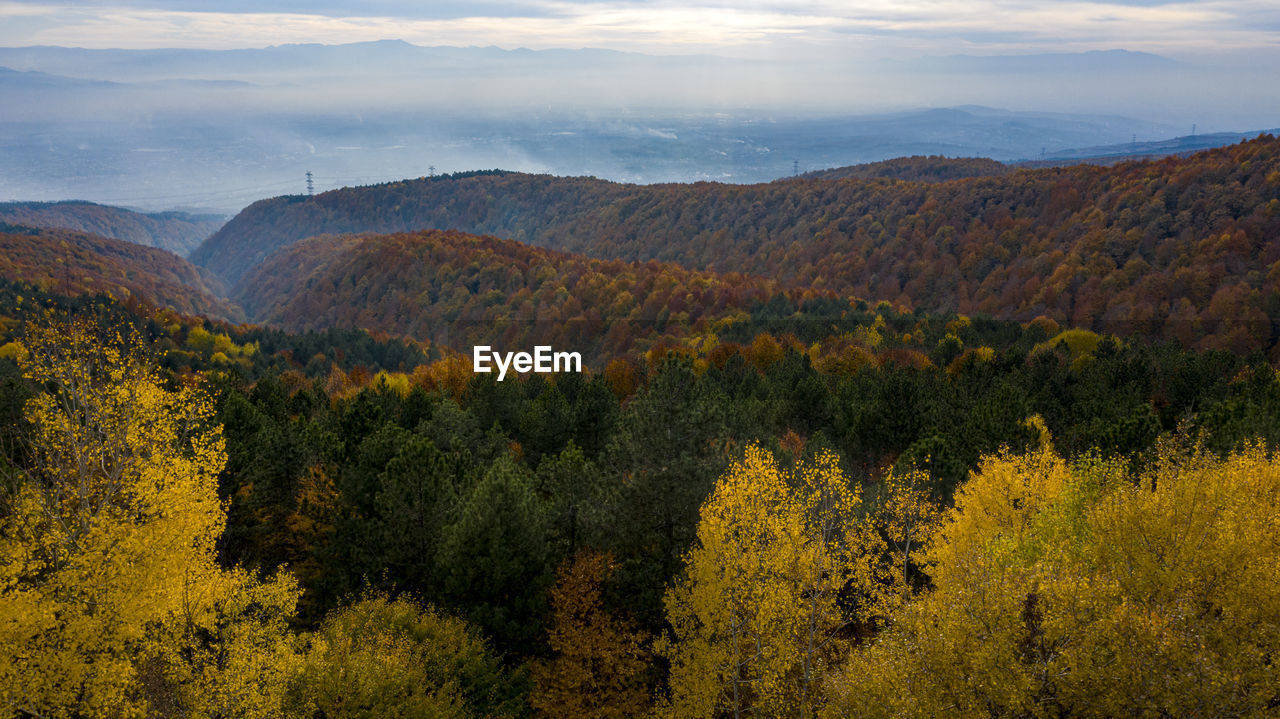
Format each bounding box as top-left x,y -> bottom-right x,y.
2,0 -> 1279,62
2,0 -> 1277,210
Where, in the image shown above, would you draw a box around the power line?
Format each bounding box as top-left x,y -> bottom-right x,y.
50,170 -> 439,207
85,179 -> 301,204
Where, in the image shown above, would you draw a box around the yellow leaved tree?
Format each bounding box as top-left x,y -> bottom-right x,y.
874,467 -> 940,610
825,437 -> 1280,717
285,594 -> 524,719
659,445 -> 897,718
0,319 -> 299,718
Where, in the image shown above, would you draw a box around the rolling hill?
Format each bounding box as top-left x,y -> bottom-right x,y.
234,228 -> 827,362
0,224 -> 240,321
800,156 -> 1011,182
0,201 -> 224,256
198,136 -> 1280,355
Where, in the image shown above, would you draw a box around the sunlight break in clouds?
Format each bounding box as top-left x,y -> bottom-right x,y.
0,2 -> 829,53
0,0 -> 1277,58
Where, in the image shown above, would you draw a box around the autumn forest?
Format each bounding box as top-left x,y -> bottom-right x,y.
4,137 -> 1280,717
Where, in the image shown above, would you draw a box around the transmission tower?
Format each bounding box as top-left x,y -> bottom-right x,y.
306,170 -> 314,195
428,165 -> 436,178
793,159 -> 799,176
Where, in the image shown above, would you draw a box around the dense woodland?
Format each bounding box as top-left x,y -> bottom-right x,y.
6,141 -> 1280,716
4,283 -> 1280,715
236,229 -> 828,363
0,200 -> 223,256
800,155 -> 1011,182
198,136 -> 1280,355
0,226 -> 239,320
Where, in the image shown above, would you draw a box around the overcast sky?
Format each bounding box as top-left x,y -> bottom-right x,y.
2,0 -> 1279,62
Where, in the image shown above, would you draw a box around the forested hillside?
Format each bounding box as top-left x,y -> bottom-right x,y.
0,200 -> 224,256
800,155 -> 1010,181
197,136 -> 1280,355
235,228 -> 828,362
0,225 -> 240,320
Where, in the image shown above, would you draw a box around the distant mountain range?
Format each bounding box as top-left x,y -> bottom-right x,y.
1017,130 -> 1280,165
888,49 -> 1182,74
0,94 -> 1182,210
0,65 -> 121,89
9,40 -> 1271,209
0,41 -> 729,83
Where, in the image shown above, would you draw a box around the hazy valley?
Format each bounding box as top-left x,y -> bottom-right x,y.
3,42 -> 1275,212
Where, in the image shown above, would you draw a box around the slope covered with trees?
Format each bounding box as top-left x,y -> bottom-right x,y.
196,136 -> 1280,354
233,228 -> 824,362
0,200 -> 224,256
0,225 -> 240,320
800,155 -> 1010,181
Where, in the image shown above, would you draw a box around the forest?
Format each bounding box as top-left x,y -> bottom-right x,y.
799,156 -> 1011,182
196,136 -> 1280,356
3,138 -> 1280,716
3,276 -> 1280,716
234,228 -> 826,364
0,200 -> 223,256
0,226 -> 238,320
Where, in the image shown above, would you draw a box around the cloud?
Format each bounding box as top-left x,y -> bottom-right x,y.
0,0 -> 1277,58
1,1 -> 569,21
0,2 -> 834,53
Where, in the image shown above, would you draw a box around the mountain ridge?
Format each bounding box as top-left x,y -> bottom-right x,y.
0,200 -> 225,256
0,224 -> 240,321
233,228 -> 821,363
195,136 -> 1280,355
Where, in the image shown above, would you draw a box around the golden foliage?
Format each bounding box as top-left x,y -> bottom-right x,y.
0,318 -> 298,718
1031,328 -> 1104,360
748,333 -> 786,370
0,340 -> 26,362
603,357 -> 639,400
875,468 -> 940,609
825,440 -> 1280,717
413,351 -> 474,399
659,445 -> 897,718
287,595 -> 512,719
372,369 -> 413,399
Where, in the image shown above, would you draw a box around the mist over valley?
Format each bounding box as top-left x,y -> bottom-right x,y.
2,41 -> 1273,213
